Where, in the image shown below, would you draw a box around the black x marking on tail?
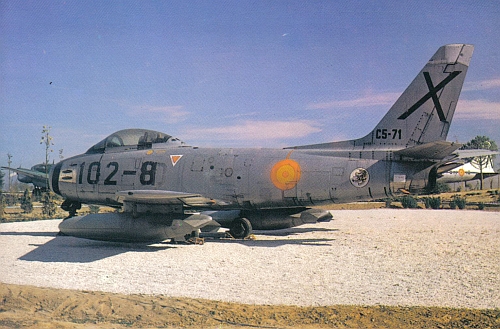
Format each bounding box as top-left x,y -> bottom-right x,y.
397,71 -> 462,121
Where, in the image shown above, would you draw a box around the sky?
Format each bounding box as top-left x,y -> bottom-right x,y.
1,1 -> 500,175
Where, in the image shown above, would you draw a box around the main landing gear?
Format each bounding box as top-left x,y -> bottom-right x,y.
229,217 -> 252,239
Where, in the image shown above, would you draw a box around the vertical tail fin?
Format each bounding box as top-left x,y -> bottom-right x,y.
368,44 -> 473,148
291,44 -> 474,150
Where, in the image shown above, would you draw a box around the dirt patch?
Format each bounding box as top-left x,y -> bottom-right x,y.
1,283 -> 498,329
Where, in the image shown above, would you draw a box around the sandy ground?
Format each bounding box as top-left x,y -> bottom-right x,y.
1,208 -> 499,328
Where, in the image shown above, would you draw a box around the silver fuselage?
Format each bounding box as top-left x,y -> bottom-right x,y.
51,145 -> 432,209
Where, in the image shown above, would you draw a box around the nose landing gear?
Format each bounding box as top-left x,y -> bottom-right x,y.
61,199 -> 82,219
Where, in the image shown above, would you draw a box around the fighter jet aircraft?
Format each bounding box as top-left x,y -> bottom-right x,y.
50,44 -> 474,243
437,153 -> 498,183
1,164 -> 52,196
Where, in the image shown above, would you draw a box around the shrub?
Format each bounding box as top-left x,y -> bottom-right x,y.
89,205 -> 100,214
42,192 -> 57,218
478,202 -> 485,210
384,198 -> 393,208
401,195 -> 419,209
451,194 -> 467,210
434,182 -> 451,193
0,194 -> 4,219
424,197 -> 441,209
20,188 -> 33,214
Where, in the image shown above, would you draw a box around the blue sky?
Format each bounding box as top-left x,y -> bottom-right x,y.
1,1 -> 499,172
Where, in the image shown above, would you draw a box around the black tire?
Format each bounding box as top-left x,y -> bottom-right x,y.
229,217 -> 252,239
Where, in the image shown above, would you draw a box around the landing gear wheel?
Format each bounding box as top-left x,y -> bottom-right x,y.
229,217 -> 252,239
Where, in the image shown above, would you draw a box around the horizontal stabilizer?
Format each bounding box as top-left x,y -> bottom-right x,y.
452,149 -> 500,159
394,141 -> 461,160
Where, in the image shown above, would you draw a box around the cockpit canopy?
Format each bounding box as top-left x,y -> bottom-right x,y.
85,129 -> 186,154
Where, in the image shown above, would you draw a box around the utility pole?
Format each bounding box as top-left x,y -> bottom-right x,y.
7,153 -> 12,191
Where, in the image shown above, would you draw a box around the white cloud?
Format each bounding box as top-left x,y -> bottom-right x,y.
307,92 -> 400,110
128,105 -> 189,124
185,120 -> 322,141
455,99 -> 500,120
463,78 -> 500,91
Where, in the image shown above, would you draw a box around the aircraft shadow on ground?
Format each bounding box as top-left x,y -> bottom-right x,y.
253,227 -> 339,236
15,226 -> 338,263
1,231 -> 60,238
19,236 -> 176,263
213,237 -> 336,247
198,226 -> 339,247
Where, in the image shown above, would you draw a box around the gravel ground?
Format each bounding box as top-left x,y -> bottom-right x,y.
0,209 -> 499,308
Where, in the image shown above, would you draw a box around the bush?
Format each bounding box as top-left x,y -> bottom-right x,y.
0,194 -> 5,219
401,195 -> 419,209
4,194 -> 16,206
424,197 -> 441,209
88,205 -> 100,214
434,182 -> 451,193
450,194 -> 467,210
20,188 -> 33,214
42,192 -> 57,218
478,202 -> 485,210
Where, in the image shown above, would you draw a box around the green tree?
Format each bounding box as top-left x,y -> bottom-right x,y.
0,170 -> 4,192
460,136 -> 498,190
42,191 -> 57,218
40,126 -> 54,187
0,194 -> 5,219
20,188 -> 33,213
461,136 -> 498,151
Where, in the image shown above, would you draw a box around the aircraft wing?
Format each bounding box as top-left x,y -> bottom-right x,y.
452,149 -> 500,159
116,190 -> 217,207
434,149 -> 498,180
0,166 -> 49,188
394,141 -> 462,160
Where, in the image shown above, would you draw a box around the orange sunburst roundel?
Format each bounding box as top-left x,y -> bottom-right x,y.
270,158 -> 301,190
